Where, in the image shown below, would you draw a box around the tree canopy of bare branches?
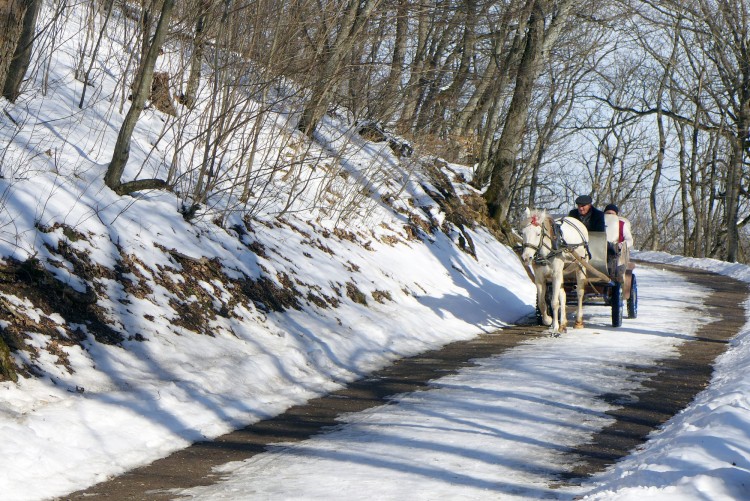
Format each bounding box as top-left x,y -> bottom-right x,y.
4,0 -> 750,261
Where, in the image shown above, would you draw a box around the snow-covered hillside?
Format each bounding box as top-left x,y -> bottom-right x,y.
0,3 -> 537,499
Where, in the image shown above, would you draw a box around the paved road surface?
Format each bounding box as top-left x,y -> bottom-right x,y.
63,262 -> 748,500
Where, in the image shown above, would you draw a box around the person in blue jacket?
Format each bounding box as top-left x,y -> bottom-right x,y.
567,194 -> 606,233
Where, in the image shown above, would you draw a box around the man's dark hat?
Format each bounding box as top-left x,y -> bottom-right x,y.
604,204 -> 619,214
575,195 -> 593,205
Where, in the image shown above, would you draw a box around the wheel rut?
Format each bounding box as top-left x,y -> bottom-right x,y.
63,262 -> 749,499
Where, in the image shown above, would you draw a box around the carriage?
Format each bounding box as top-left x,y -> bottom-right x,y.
560,213 -> 638,327
518,210 -> 637,331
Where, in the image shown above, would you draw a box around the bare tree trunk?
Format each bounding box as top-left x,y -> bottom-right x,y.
297,0 -> 380,137
376,0 -> 408,122
105,0 -> 174,195
483,0 -> 573,222
685,83 -> 704,257
704,132 -> 722,257
458,1 -> 526,161
483,1 -> 545,221
726,134 -> 743,262
0,0 -> 24,87
413,27 -> 452,133
648,99 -> 666,251
413,3 -> 461,134
676,122 -> 690,255
687,142 -> 702,257
78,0 -> 115,108
429,0 -> 479,136
526,78 -> 574,207
2,0 -> 40,101
184,0 -> 210,109
396,0 -> 429,134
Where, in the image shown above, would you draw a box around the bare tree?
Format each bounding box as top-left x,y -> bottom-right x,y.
629,0 -> 750,261
182,0 -> 211,109
1,0 -> 42,101
76,0 -> 116,108
105,0 -> 175,195
373,0 -> 409,122
483,0 -> 575,224
296,0 -> 382,137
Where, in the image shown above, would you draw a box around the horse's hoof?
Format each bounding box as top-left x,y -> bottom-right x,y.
574,321 -> 584,329
558,325 -> 568,333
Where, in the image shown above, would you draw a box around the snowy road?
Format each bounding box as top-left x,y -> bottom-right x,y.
165,265 -> 716,500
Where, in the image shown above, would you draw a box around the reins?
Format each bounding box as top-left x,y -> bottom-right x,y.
522,215 -> 587,266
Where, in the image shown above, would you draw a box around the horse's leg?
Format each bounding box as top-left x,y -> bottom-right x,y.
550,263 -> 563,332
574,267 -> 585,328
558,285 -> 568,332
537,276 -> 552,326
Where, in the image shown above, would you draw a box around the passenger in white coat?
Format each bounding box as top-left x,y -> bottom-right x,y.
604,204 -> 634,250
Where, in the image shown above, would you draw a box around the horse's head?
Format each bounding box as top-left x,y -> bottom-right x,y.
520,208 -> 549,265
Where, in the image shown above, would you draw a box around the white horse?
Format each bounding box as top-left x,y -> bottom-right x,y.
519,208 -> 589,332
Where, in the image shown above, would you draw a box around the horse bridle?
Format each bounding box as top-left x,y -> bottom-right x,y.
522,217 -> 554,265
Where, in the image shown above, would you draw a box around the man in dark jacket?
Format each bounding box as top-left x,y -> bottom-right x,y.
568,194 -> 606,232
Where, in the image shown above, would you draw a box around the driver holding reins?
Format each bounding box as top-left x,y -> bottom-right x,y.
567,194 -> 606,233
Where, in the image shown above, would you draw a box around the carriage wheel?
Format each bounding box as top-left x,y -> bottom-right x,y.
627,274 -> 638,319
611,282 -> 623,327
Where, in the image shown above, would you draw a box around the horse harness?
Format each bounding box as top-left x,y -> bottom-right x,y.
523,217 -> 589,266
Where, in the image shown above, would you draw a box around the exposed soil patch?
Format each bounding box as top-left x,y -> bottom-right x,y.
63,262 -> 749,500
0,256 -> 120,381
